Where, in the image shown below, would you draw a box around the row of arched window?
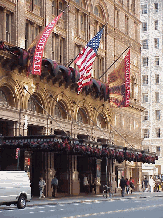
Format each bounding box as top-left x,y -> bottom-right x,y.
0,89 -> 108,129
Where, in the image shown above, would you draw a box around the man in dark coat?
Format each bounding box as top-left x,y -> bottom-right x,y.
120,177 -> 126,197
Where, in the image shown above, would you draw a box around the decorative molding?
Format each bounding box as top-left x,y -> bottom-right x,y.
0,0 -> 15,13
25,10 -> 43,26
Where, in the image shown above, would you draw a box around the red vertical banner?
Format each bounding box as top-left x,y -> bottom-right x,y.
125,50 -> 130,107
107,49 -> 130,107
28,12 -> 63,75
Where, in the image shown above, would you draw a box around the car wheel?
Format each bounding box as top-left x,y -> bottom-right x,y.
17,195 -> 26,209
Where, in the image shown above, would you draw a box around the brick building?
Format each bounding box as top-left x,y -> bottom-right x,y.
0,0 -> 150,197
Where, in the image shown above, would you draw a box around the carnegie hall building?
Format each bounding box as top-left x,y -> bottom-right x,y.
0,0 -> 156,197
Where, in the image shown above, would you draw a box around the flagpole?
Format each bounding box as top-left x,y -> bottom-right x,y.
98,46 -> 130,80
66,23 -> 108,68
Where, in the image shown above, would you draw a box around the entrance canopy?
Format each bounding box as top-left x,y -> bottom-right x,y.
0,135 -> 157,164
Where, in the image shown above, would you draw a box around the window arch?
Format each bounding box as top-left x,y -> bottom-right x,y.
75,0 -> 80,4
0,90 -> 8,106
97,114 -> 107,128
54,101 -> 67,119
0,86 -> 16,107
28,94 -> 43,114
77,108 -> 89,124
94,5 -> 104,19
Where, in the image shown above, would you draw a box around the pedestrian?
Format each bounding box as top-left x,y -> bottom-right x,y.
39,177 -> 46,199
129,177 -> 135,194
51,175 -> 58,197
143,177 -> 149,192
120,176 -> 126,197
149,176 -> 154,193
83,175 -> 89,193
126,178 -> 130,194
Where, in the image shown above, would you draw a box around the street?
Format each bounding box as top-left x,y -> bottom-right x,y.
0,193 -> 163,218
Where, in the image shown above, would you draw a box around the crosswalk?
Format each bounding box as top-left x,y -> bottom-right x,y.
0,196 -> 154,214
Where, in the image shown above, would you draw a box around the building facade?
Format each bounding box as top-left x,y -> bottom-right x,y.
0,0 -> 147,197
140,0 -> 163,177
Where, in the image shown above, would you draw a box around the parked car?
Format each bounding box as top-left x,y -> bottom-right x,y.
0,171 -> 31,209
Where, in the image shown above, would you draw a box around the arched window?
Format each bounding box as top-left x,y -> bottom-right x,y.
28,94 -> 43,114
97,114 -> 107,128
55,101 -> 67,119
77,108 -> 88,124
94,6 -> 103,19
0,90 -> 8,106
94,6 -> 98,16
75,0 -> 80,4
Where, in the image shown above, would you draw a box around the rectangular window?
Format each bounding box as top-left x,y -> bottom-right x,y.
156,146 -> 160,156
6,13 -> 10,43
155,20 -> 158,30
144,129 -> 149,138
125,15 -> 129,35
156,110 -> 161,120
25,22 -> 29,50
155,74 -> 159,84
154,3 -> 158,12
143,93 -> 148,103
142,39 -> 148,49
142,75 -> 148,85
154,38 -> 159,48
143,57 -> 148,67
144,111 -> 148,121
52,1 -> 56,15
142,4 -> 147,14
155,57 -> 159,66
142,22 -> 147,31
155,92 -> 159,103
156,128 -> 160,138
59,38 -> 63,64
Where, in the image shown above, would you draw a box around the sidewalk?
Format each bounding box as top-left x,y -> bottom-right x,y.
27,191 -> 163,207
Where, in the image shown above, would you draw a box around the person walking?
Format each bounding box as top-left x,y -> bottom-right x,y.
149,176 -> 154,193
120,177 -> 126,197
129,177 -> 135,194
143,177 -> 149,192
39,177 -> 46,199
51,175 -> 58,197
126,178 -> 130,194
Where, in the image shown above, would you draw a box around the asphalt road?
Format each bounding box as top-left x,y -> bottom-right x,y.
0,195 -> 163,218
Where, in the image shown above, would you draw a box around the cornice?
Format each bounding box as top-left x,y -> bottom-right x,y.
53,25 -> 66,38
0,0 -> 15,13
25,10 -> 43,26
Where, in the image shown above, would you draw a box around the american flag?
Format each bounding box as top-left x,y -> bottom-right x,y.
74,27 -> 104,94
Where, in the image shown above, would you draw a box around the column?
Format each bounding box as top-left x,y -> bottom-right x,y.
71,155 -> 80,195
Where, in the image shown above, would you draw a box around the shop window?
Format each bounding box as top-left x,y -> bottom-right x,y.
141,4 -> 147,14
142,75 -> 148,85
